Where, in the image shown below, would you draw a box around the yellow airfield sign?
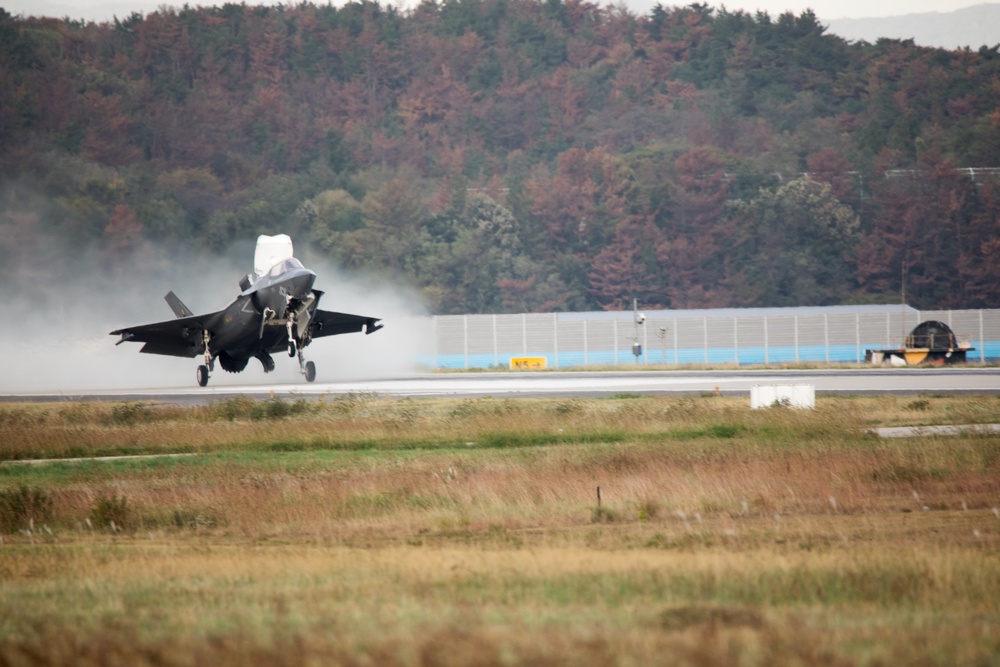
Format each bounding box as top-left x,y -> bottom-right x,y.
510,357 -> 547,370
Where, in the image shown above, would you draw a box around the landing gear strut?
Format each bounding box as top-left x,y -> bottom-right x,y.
197,330 -> 214,387
286,316 -> 297,357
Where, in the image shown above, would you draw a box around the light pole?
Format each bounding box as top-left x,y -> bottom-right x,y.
656,326 -> 668,365
632,297 -> 645,364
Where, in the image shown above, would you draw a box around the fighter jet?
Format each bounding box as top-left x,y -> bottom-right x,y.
111,234 -> 383,386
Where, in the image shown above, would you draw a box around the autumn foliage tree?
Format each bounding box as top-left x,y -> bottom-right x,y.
1,2 -> 999,312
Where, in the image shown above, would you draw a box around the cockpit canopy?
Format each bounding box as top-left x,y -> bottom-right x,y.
267,257 -> 305,278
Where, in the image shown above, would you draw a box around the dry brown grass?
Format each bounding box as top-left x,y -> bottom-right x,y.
1,394 -> 999,665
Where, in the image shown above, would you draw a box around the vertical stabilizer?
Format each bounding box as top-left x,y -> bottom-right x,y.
165,291 -> 193,318
254,234 -> 294,277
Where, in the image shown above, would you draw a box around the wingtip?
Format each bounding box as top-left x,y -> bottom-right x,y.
112,331 -> 135,345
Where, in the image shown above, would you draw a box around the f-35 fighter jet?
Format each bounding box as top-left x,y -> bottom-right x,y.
111,234 -> 383,386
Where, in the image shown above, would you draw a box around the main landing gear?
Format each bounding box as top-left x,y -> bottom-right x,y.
197,330 -> 214,387
192,316 -> 318,387
288,309 -> 317,383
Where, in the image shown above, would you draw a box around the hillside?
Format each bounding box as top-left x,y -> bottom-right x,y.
1,1 -> 999,313
827,3 -> 1000,50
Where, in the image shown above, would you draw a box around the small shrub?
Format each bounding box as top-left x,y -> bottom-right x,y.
591,506 -> 617,523
871,464 -> 945,483
58,403 -> 101,425
554,401 -> 580,416
258,397 -> 293,419
905,399 -> 931,411
212,396 -> 258,421
172,509 -> 219,530
659,605 -> 765,631
0,486 -> 53,532
636,499 -> 660,521
708,424 -> 741,439
91,493 -> 130,532
108,402 -> 146,426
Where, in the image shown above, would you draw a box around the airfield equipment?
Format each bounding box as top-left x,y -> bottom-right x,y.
865,320 -> 973,365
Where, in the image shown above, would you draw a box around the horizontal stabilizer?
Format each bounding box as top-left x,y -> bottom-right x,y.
165,291 -> 193,318
310,310 -> 383,338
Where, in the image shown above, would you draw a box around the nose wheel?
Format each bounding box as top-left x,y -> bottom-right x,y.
296,344 -> 316,383
196,364 -> 210,387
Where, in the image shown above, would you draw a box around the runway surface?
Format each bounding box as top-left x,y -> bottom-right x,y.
3,368 -> 999,404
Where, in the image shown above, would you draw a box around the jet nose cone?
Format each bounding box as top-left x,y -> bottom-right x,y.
285,269 -> 316,299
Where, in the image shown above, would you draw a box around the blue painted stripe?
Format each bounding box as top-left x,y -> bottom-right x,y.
434,341 -> 1000,368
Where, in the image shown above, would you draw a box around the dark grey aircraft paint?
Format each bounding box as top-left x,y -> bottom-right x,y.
111,256 -> 382,386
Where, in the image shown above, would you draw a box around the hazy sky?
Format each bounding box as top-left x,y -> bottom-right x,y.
2,0 -> 993,22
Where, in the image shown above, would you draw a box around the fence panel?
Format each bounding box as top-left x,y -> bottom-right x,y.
673,318 -> 707,364
858,312 -> 890,352
436,316 -> 466,368
525,314 -> 556,362
736,316 -> 766,364
557,320 -> 587,367
766,315 -> 797,363
496,314 -> 524,359
983,311 -> 1000,360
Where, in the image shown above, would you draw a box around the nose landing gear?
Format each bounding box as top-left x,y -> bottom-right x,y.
296,345 -> 317,383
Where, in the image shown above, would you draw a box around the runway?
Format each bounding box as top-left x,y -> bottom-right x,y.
3,368 -> 998,404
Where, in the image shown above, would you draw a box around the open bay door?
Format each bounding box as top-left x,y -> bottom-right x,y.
254,234 -> 295,277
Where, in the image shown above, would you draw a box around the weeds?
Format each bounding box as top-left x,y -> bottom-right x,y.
659,605 -> 766,631
212,396 -> 314,421
590,506 -> 617,523
108,402 -> 147,426
90,493 -> 130,532
0,485 -> 53,532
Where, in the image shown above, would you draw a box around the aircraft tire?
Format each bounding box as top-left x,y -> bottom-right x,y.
196,365 -> 210,387
288,342 -> 296,357
304,361 -> 316,383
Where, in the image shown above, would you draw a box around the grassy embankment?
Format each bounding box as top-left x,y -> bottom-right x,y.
1,394 -> 998,665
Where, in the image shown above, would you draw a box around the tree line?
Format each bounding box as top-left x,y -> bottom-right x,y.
2,1 -> 999,312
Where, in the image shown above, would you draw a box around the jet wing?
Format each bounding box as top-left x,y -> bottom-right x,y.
110,312 -> 223,358
310,310 -> 383,339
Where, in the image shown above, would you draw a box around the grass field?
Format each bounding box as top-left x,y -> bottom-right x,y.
1,393 -> 998,665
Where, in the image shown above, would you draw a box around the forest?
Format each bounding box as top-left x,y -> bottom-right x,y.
1,0 -> 999,313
